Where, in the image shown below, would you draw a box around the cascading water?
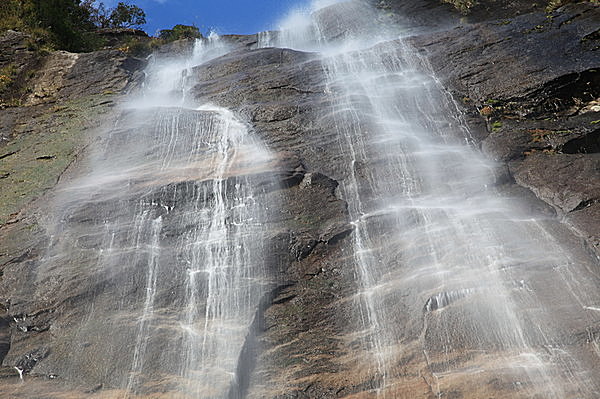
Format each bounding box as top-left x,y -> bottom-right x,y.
4,2 -> 600,398
25,35 -> 279,398
261,0 -> 600,397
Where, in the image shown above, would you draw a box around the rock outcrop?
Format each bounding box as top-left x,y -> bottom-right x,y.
407,2 -> 600,258
0,1 -> 599,398
0,30 -> 146,392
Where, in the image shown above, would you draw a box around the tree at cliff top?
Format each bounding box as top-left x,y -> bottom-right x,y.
0,0 -> 146,52
84,1 -> 146,29
158,25 -> 203,42
29,0 -> 102,52
107,2 -> 146,28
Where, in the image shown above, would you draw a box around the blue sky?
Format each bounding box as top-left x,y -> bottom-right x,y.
100,0 -> 310,36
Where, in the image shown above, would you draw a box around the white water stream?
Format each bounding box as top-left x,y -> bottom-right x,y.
260,0 -> 600,397
34,34 -> 278,398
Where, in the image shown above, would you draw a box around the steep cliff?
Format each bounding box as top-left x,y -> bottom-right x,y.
0,1 -> 599,398
0,29 -> 146,387
404,1 -> 600,257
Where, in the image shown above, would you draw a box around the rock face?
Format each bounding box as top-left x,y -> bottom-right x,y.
410,4 -> 599,111
0,30 -> 147,393
184,6 -> 600,396
407,2 -> 600,259
0,1 -> 599,398
0,30 -> 146,225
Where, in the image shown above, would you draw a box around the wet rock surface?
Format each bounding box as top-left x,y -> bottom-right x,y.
410,4 -> 599,110
189,47 -> 368,398
511,153 -> 600,214
190,4 -> 600,397
190,48 -> 329,170
0,29 -> 149,396
409,2 -> 600,258
0,2 -> 599,398
0,38 -> 356,397
187,29 -> 598,397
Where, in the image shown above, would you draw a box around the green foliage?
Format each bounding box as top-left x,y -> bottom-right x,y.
0,0 -> 100,52
82,0 -> 110,28
86,1 -> 146,29
158,25 -> 203,42
109,2 -> 146,28
29,0 -> 102,52
0,0 -> 146,52
0,0 -> 26,31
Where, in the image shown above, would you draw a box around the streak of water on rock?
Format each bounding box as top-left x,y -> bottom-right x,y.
261,1 -> 600,396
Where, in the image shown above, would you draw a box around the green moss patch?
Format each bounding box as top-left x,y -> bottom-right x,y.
0,94 -> 115,225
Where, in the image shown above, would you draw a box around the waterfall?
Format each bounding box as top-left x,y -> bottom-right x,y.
6,2 -> 600,398
261,0 -> 600,397
33,35 -> 279,398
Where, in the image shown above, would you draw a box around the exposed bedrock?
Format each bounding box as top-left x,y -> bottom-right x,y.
0,1 -> 599,398
409,3 -> 600,259
187,25 -> 600,396
189,48 -> 368,397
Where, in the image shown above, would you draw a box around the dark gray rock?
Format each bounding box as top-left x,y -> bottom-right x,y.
410,4 -> 599,111
511,153 -> 600,214
481,113 -> 600,161
58,50 -> 146,100
405,2 -> 600,261
566,202 -> 600,258
151,38 -> 196,58
0,307 -> 9,366
378,0 -> 550,27
313,2 -> 379,41
191,47 -> 348,181
562,127 -> 600,154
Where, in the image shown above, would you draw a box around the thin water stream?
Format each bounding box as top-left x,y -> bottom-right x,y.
4,1 -> 600,398
261,0 -> 600,396
26,35 -> 279,398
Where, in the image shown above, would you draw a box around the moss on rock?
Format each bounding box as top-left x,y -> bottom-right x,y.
0,94 -> 115,225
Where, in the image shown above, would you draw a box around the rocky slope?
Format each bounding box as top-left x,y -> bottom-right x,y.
0,1 -> 599,398
186,4 -> 600,396
0,29 -> 146,388
407,2 -> 600,257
